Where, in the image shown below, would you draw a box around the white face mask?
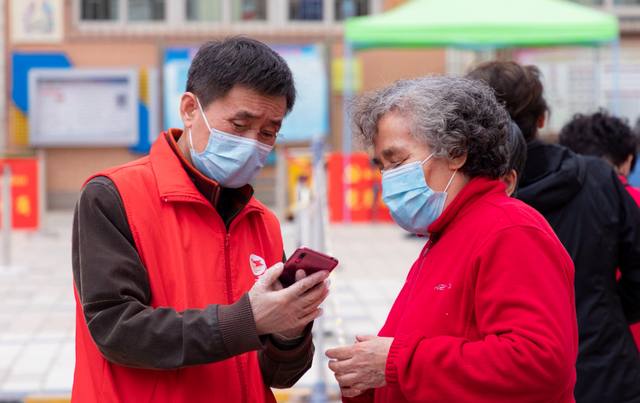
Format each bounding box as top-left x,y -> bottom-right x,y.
381,154 -> 456,235
189,98 -> 272,188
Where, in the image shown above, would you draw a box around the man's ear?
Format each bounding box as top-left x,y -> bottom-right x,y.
180,92 -> 198,129
537,113 -> 545,129
620,154 -> 634,178
448,154 -> 467,171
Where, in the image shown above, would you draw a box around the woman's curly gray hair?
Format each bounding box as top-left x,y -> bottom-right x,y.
352,76 -> 511,179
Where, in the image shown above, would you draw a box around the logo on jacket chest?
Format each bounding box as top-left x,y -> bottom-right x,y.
250,254 -> 267,276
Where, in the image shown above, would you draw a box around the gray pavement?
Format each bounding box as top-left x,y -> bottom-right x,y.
0,212 -> 75,399
0,211 -> 426,400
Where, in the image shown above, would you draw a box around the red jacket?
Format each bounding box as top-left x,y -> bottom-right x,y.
346,177 -> 577,403
72,134 -> 283,403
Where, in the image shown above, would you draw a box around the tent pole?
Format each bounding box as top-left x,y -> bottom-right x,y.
611,38 -> 621,116
594,45 -> 601,112
341,40 -> 354,224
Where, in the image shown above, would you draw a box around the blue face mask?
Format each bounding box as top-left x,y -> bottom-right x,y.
189,98 -> 273,188
381,154 -> 456,235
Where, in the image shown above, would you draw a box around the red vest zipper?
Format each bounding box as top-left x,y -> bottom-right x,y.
225,232 -> 248,403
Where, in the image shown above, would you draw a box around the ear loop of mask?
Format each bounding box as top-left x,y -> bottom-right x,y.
422,153 -> 457,192
189,97 -> 212,152
421,154 -> 434,165
444,170 -> 457,192
196,97 -> 213,132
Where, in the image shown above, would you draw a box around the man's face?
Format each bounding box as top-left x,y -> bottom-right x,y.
190,85 -> 287,153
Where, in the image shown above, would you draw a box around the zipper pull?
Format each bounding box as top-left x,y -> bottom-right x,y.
423,232 -> 441,256
225,233 -> 231,249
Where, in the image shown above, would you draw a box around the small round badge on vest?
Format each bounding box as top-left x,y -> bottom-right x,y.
250,254 -> 267,279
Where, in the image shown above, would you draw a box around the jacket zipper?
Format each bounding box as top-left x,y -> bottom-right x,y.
225,232 -> 248,403
423,232 -> 441,256
395,232 -> 441,336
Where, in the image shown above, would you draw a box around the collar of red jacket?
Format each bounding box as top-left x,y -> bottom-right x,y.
150,128 -> 255,206
427,176 -> 507,236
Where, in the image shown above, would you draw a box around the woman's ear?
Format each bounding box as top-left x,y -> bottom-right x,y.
180,92 -> 198,129
501,170 -> 518,197
448,154 -> 467,171
537,113 -> 546,129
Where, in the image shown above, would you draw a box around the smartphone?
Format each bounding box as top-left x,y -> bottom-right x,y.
279,247 -> 339,287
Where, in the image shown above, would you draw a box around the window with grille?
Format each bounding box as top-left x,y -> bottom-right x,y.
82,0 -> 119,20
186,0 -> 223,21
289,0 -> 323,20
335,0 -> 367,20
232,0 -> 267,21
129,0 -> 165,20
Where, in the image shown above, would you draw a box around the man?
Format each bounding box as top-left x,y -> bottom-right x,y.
559,110 -> 640,353
72,37 -> 330,403
468,61 -> 640,403
559,110 -> 640,204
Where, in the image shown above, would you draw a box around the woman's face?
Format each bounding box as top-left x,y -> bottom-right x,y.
371,111 -> 460,193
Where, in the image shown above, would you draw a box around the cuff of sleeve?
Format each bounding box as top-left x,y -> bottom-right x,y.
269,332 -> 305,350
265,322 -> 314,362
218,292 -> 266,357
385,333 -> 408,388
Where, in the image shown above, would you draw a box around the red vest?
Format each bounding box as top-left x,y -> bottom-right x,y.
72,134 -> 283,403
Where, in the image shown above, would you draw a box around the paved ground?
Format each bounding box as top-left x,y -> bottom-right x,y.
0,211 -> 426,401
0,213 -> 75,400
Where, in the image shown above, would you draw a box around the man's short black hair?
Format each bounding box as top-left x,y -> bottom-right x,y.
559,110 -> 637,172
186,36 -> 296,113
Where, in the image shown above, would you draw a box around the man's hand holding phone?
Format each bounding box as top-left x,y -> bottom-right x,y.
279,247 -> 339,287
248,258 -> 332,338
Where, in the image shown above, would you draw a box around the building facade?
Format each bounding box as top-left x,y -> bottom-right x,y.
9,0 -> 640,211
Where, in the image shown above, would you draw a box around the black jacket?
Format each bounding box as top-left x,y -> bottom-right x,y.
518,140 -> 640,403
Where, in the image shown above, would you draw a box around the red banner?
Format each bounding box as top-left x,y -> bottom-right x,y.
0,158 -> 39,230
327,153 -> 393,223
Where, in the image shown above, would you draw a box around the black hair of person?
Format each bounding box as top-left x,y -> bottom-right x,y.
467,61 -> 549,143
507,120 -> 527,196
186,36 -> 296,113
559,110 -> 637,172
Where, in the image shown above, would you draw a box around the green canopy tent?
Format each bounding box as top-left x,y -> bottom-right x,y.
344,0 -> 618,49
337,0 -> 619,222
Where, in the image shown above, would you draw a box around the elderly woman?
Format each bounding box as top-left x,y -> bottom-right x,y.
325,77 -> 578,403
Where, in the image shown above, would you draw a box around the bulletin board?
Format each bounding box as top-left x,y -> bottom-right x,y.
28,68 -> 139,147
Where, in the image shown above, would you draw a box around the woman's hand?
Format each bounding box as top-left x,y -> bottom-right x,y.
326,335 -> 393,396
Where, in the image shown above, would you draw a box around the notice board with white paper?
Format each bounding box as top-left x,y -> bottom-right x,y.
28,68 -> 139,147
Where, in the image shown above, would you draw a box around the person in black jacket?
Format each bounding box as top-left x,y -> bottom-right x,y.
468,61 -> 640,403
